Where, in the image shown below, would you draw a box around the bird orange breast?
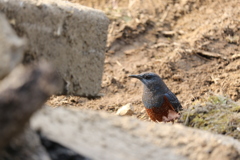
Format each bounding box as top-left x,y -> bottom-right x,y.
145,96 -> 180,122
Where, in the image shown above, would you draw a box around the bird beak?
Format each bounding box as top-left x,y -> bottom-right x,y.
129,74 -> 142,80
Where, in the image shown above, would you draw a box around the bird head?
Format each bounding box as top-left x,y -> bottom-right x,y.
129,72 -> 168,93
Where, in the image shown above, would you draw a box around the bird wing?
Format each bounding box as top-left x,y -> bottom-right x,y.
164,91 -> 182,112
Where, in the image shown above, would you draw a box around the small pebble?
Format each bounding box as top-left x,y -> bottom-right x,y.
116,103 -> 134,116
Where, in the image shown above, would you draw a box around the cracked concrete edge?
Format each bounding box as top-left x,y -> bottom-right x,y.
31,106 -> 240,160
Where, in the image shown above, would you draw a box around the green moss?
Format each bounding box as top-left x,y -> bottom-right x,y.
180,94 -> 240,141
231,105 -> 240,112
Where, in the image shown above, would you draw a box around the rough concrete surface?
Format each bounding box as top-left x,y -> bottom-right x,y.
38,132 -> 91,160
31,107 -> 240,160
0,13 -> 25,80
0,0 -> 109,96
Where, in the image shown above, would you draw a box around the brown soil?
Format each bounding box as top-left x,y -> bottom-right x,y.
48,0 -> 240,123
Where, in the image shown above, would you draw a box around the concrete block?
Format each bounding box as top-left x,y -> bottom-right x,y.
0,13 -> 25,80
0,0 -> 109,96
31,107 -> 240,160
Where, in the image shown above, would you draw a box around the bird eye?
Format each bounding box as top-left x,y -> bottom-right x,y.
144,75 -> 151,79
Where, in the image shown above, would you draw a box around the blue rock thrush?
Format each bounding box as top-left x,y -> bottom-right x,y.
129,72 -> 182,122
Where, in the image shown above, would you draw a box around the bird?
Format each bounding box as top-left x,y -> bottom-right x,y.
129,72 -> 182,123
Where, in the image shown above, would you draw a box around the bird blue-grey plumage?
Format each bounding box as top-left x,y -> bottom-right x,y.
129,72 -> 182,122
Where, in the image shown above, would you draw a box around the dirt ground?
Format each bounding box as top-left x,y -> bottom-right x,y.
48,0 -> 240,124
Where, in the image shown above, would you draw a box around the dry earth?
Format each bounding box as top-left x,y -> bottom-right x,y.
48,0 -> 240,133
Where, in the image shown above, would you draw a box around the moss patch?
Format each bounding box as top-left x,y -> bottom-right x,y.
180,95 -> 240,140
